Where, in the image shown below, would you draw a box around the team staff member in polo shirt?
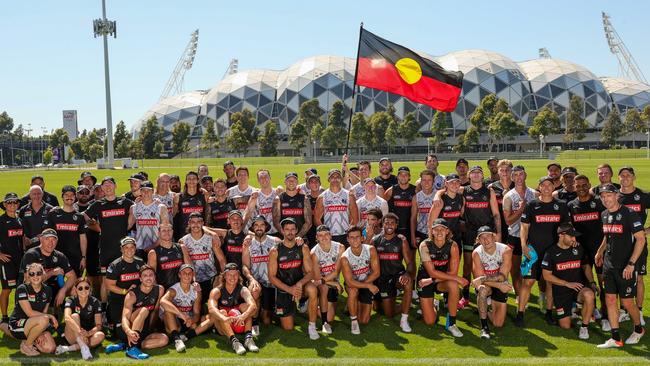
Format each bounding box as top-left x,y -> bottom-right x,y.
20,175 -> 59,207
0,192 -> 24,324
46,185 -> 87,276
19,185 -> 53,250
595,184 -> 646,348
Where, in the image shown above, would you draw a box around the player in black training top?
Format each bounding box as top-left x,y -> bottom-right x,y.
0,192 -> 24,323
517,176 -> 569,327
374,157 -> 398,192
208,178 -> 236,229
47,185 -> 87,276
430,174 -> 465,245
147,223 -> 191,289
542,223 -> 596,339
595,184 -> 646,348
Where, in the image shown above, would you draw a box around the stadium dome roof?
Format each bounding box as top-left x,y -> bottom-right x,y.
133,90 -> 207,138
599,76 -> 650,112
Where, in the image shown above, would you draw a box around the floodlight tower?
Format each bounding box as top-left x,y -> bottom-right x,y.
538,48 -> 552,59
93,0 -> 117,169
222,58 -> 239,80
602,12 -> 647,83
159,30 -> 200,100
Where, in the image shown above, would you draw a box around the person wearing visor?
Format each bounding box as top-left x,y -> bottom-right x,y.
0,192 -> 24,324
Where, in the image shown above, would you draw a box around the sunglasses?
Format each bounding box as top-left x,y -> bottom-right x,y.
78,191 -> 90,195
76,285 -> 90,291
5,201 -> 19,205
28,271 -> 43,277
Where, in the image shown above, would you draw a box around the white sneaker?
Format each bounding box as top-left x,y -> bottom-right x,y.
597,338 -> 623,348
593,308 -> 602,320
625,330 -> 645,344
601,319 -> 611,332
55,345 -> 70,355
640,311 -> 646,326
298,302 -> 308,314
308,325 -> 320,340
578,327 -> 589,340
232,339 -> 246,355
179,334 -> 188,342
433,299 -> 440,311
351,320 -> 361,335
411,291 -> 419,301
322,323 -> 332,335
174,339 -> 186,353
479,328 -> 490,339
400,319 -> 412,333
447,324 -> 463,338
619,309 -> 630,322
252,325 -> 260,337
244,337 -> 259,352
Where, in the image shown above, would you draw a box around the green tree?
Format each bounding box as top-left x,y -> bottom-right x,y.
384,119 -> 399,154
454,133 -> 469,153
154,140 -> 164,157
349,113 -> 369,154
368,111 -> 392,153
226,121 -> 250,156
49,128 -> 70,154
528,106 -> 561,145
43,147 -> 53,165
116,140 -> 130,158
295,99 -> 323,156
623,108 -> 644,148
429,111 -> 449,153
320,125 -> 339,154
488,112 -> 524,152
327,100 -> 348,152
258,122 -> 279,156
399,112 -> 420,154
70,139 -> 87,160
129,139 -> 144,159
13,124 -> 24,141
138,116 -> 163,158
289,120 -> 308,154
311,121 -> 324,156
114,120 -> 131,145
564,95 -> 589,148
201,118 -> 220,155
171,122 -> 191,154
0,111 -> 14,134
87,143 -> 104,162
386,104 -> 398,122
230,109 -> 259,145
469,94 -> 497,151
464,125 -> 480,148
601,107 -> 624,148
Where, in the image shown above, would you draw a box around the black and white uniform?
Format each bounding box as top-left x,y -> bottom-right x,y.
388,184 -> 416,248
373,235 -> 406,299
274,244 -> 304,317
46,207 -> 86,276
0,214 -> 23,289
209,197 -> 236,230
227,185 -> 255,213
64,295 -> 102,331
414,190 -> 436,246
342,244 -> 373,304
502,187 -> 536,256
463,185 -> 493,252
568,197 -> 605,271
489,181 -> 514,245
321,189 -> 351,244
165,282 -> 198,321
619,188 -> 650,275
248,236 -> 275,310
174,193 -> 206,241
356,195 -> 388,229
253,190 -> 277,235
153,243 -> 185,289
106,257 -> 144,327
542,245 -> 586,318
473,242 -> 508,302
85,197 -> 134,273
8,283 -> 52,339
417,239 -> 455,297
311,241 -> 343,303
181,233 -> 217,299
133,201 -> 164,254
154,191 -> 175,223
18,202 -> 53,250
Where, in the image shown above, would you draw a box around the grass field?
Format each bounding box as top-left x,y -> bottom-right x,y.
0,155 -> 649,365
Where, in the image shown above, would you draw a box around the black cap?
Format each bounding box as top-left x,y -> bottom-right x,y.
599,183 -> 619,194
349,166 -> 359,172
512,165 -> 526,172
188,212 -> 204,220
92,183 -> 102,190
285,172 -> 299,180
251,215 -> 270,232
140,181 -> 154,190
618,166 -> 635,176
538,176 -> 554,185
456,158 -> 468,166
77,185 -> 90,193
120,237 -> 136,247
80,171 -> 97,184
280,217 -> 297,228
200,175 -> 213,183
305,168 -> 318,175
477,226 -> 495,236
445,173 -> 460,182
316,225 -> 330,232
3,192 -> 19,203
61,185 -> 76,194
223,160 -> 235,167
557,223 -> 581,237
101,176 -> 116,185
224,263 -> 239,272
31,175 -> 44,183
431,218 -> 449,229
379,157 -> 391,163
128,173 -> 145,181
470,165 -> 483,173
487,156 -> 498,164
41,228 -> 58,238
397,166 -> 410,173
137,171 -> 149,180
547,163 -> 561,170
561,167 -> 578,176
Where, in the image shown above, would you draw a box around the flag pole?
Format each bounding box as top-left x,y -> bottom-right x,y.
345,22 -> 364,154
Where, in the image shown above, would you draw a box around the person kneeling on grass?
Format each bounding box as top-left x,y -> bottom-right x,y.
207,263 -> 259,355
55,277 -> 105,359
472,226 -> 513,339
105,265 -> 169,359
160,264 -> 214,352
542,223 -> 597,340
0,263 -> 56,356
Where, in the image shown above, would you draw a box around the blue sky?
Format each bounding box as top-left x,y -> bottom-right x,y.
1,0 -> 648,134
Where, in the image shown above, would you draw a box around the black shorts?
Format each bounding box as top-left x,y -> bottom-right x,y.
107,295 -> 126,327
199,279 -> 215,304
346,286 -> 373,305
603,268 -> 637,299
260,286 -> 275,311
374,272 -> 405,300
0,263 -> 19,289
522,246 -> 547,281
326,287 -> 338,303
331,234 -> 348,248
80,320 -> 96,332
489,287 -> 508,303
463,229 -> 478,252
553,292 -> 577,319
581,242 -> 603,275
8,318 -> 28,340
506,235 -> 522,256
416,269 -> 443,298
275,290 -> 295,317
85,238 -> 101,277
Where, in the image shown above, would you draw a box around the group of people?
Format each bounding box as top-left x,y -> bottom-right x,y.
0,156 -> 646,359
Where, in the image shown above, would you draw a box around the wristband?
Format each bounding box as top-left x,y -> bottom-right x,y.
628,261 -> 635,266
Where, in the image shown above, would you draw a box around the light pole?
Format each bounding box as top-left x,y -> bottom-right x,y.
539,134 -> 544,158
93,0 -> 117,169
646,130 -> 649,159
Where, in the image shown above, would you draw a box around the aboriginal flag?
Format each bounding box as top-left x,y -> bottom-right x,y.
355,28 -> 463,112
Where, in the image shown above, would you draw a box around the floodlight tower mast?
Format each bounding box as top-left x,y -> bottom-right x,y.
538,48 -> 551,59
222,58 -> 239,79
159,29 -> 199,100
602,12 -> 647,83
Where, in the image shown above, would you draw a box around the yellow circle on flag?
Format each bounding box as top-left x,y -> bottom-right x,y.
395,58 -> 422,84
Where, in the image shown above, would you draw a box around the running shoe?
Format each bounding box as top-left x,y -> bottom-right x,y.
244,337 -> 259,352
479,328 -> 490,339
596,338 -> 623,348
447,324 -> 463,337
578,327 -> 589,340
308,324 -> 320,340
351,320 -> 361,335
80,342 -> 93,360
601,319 -> 611,332
400,319 -> 412,333
126,346 -> 150,360
322,323 -> 333,335
174,339 -> 186,352
231,339 -> 246,355
625,329 -> 645,344
105,342 -> 126,354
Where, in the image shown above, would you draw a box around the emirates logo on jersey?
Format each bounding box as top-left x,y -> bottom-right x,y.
213,212 -> 228,220
484,268 -> 500,275
325,205 -> 347,212
352,266 -> 369,276
278,259 -> 302,269
625,204 -> 642,212
8,229 -> 23,237
190,253 -> 210,261
259,207 -> 272,215
56,223 -> 78,231
432,259 -> 449,266
160,259 -> 182,270
102,208 -> 125,218
226,245 -> 243,253
177,305 -> 192,312
379,253 -> 400,261
442,211 -> 461,218
182,207 -> 203,214
419,207 -> 431,213
556,260 -> 581,271
282,208 -> 303,216
466,201 -> 489,209
237,202 -> 247,209
572,212 -> 599,222
320,263 -> 335,275
137,219 -> 158,226
252,255 -> 269,263
603,224 -> 623,234
393,200 -> 412,207
120,272 -> 139,282
535,215 -> 560,223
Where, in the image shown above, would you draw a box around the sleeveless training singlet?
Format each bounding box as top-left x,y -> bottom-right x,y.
222,230 -> 246,268
134,201 -> 163,251
321,189 -> 351,236
255,190 -> 278,234
153,243 -> 184,289
276,244 -> 304,286
311,241 -> 343,277
169,282 -> 198,316
249,236 -> 275,287
181,233 -> 217,282
416,190 -> 435,234
343,244 -> 372,282
474,242 -> 507,275
279,192 -> 306,232
503,187 -> 536,238
154,191 -> 174,222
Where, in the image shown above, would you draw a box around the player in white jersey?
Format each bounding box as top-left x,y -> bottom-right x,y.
472,226 -> 513,339
227,166 -> 256,213
154,173 -> 175,223
310,225 -> 345,335
315,169 -> 358,246
356,178 -> 388,229
160,264 -> 214,352
411,170 -> 437,256
349,161 -> 385,200
341,227 -> 380,335
128,181 -> 169,257
242,215 -> 282,335
179,212 -> 226,301
502,165 -> 537,298
243,169 -> 278,235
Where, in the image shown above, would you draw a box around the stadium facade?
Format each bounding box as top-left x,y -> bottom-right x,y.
132,51 -> 650,140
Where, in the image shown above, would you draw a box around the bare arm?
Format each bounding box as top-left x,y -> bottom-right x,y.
272,197 -> 282,234
298,196 -> 312,238
314,197 -> 324,227
348,194 -> 359,227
